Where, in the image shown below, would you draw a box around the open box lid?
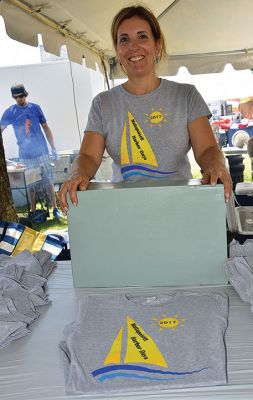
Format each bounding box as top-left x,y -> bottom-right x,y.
226,193 -> 253,235
235,207 -> 253,235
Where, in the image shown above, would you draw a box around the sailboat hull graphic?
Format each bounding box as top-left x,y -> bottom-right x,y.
91,316 -> 209,383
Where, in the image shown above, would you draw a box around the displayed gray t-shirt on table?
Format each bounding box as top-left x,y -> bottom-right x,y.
85,79 -> 211,182
59,291 -> 228,395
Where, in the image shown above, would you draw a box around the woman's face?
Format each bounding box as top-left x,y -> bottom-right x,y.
115,16 -> 161,79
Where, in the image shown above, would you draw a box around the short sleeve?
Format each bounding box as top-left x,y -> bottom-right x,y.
1,108 -> 11,128
84,95 -> 105,137
187,86 -> 212,123
36,105 -> 47,124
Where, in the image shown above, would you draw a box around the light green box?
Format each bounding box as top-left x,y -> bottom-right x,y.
67,179 -> 227,287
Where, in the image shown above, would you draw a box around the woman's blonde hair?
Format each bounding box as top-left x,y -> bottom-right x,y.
111,5 -> 167,61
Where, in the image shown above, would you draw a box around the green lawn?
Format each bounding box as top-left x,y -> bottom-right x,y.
191,154 -> 252,182
17,206 -> 68,233
243,154 -> 252,181
32,211 -> 68,232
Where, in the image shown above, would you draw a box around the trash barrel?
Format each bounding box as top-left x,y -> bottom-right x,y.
226,154 -> 245,190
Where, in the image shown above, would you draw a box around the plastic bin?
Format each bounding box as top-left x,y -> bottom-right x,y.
235,182 -> 253,206
226,191 -> 253,241
235,206 -> 253,235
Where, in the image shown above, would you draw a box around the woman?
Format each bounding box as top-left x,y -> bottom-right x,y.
58,5 -> 232,213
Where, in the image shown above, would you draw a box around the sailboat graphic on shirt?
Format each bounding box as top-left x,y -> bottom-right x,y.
104,316 -> 168,367
120,112 -> 176,180
91,316 -> 209,383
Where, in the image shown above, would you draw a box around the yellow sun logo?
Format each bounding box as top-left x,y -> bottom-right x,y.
144,108 -> 169,128
150,314 -> 187,331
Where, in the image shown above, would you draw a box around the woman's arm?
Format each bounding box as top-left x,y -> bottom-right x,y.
188,116 -> 232,201
58,131 -> 106,212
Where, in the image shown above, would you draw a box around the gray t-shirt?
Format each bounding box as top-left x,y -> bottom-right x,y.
59,291 -> 228,395
85,79 -> 211,182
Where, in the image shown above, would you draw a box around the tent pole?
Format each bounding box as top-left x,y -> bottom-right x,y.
100,57 -> 110,90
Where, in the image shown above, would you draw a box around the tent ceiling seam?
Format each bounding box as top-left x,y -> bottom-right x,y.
168,48 -> 253,59
7,0 -> 108,59
157,0 -> 181,20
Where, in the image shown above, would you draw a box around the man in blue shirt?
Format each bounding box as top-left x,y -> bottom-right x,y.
1,83 -> 61,219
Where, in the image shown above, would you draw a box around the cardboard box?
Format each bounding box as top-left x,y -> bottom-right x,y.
68,180 -> 227,288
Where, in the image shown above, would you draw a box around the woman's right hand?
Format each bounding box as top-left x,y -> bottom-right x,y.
58,174 -> 90,215
58,131 -> 106,214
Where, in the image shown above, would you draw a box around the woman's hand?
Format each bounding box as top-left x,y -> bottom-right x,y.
58,174 -> 90,215
189,116 -> 233,202
201,162 -> 233,202
58,131 -> 106,214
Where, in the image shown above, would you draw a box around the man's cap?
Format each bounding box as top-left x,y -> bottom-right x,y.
11,83 -> 28,96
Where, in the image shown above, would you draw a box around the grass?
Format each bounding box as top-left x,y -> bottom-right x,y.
32,211 -> 68,233
243,154 -> 252,181
17,206 -> 68,233
191,153 -> 252,182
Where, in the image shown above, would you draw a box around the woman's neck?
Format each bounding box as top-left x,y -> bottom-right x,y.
123,76 -> 161,95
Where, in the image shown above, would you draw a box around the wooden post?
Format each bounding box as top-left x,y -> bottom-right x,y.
0,131 -> 18,222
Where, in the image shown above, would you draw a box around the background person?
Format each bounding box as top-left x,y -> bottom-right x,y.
238,97 -> 253,120
1,83 -> 61,219
58,5 -> 232,212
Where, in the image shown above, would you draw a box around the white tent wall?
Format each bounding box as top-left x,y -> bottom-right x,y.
0,60 -> 105,159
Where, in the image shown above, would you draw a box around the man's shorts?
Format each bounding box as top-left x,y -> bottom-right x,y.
19,154 -> 54,188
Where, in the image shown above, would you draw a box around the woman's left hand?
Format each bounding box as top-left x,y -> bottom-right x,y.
188,116 -> 233,203
201,162 -> 233,202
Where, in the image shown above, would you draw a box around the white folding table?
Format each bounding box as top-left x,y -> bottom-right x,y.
1,261 -> 253,400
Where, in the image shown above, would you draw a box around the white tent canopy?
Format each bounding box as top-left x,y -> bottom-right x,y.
0,0 -> 253,77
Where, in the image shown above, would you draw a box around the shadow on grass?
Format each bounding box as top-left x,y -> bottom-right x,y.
32,216 -> 68,233
17,207 -> 68,233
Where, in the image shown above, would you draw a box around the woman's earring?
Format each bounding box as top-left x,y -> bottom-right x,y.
155,55 -> 160,64
119,61 -> 127,75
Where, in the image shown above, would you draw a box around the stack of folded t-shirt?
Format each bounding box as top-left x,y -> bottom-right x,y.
225,256 -> 253,311
225,238 -> 253,310
230,238 -> 253,258
60,291 -> 228,395
0,249 -> 55,348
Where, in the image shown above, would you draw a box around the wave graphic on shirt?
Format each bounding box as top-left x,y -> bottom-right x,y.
121,165 -> 176,180
120,112 -> 176,180
91,316 -> 209,383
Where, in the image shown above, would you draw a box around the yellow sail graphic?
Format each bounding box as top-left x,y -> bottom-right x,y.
124,317 -> 168,368
128,112 -> 158,166
104,327 -> 123,365
120,112 -> 158,167
120,122 -> 130,165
